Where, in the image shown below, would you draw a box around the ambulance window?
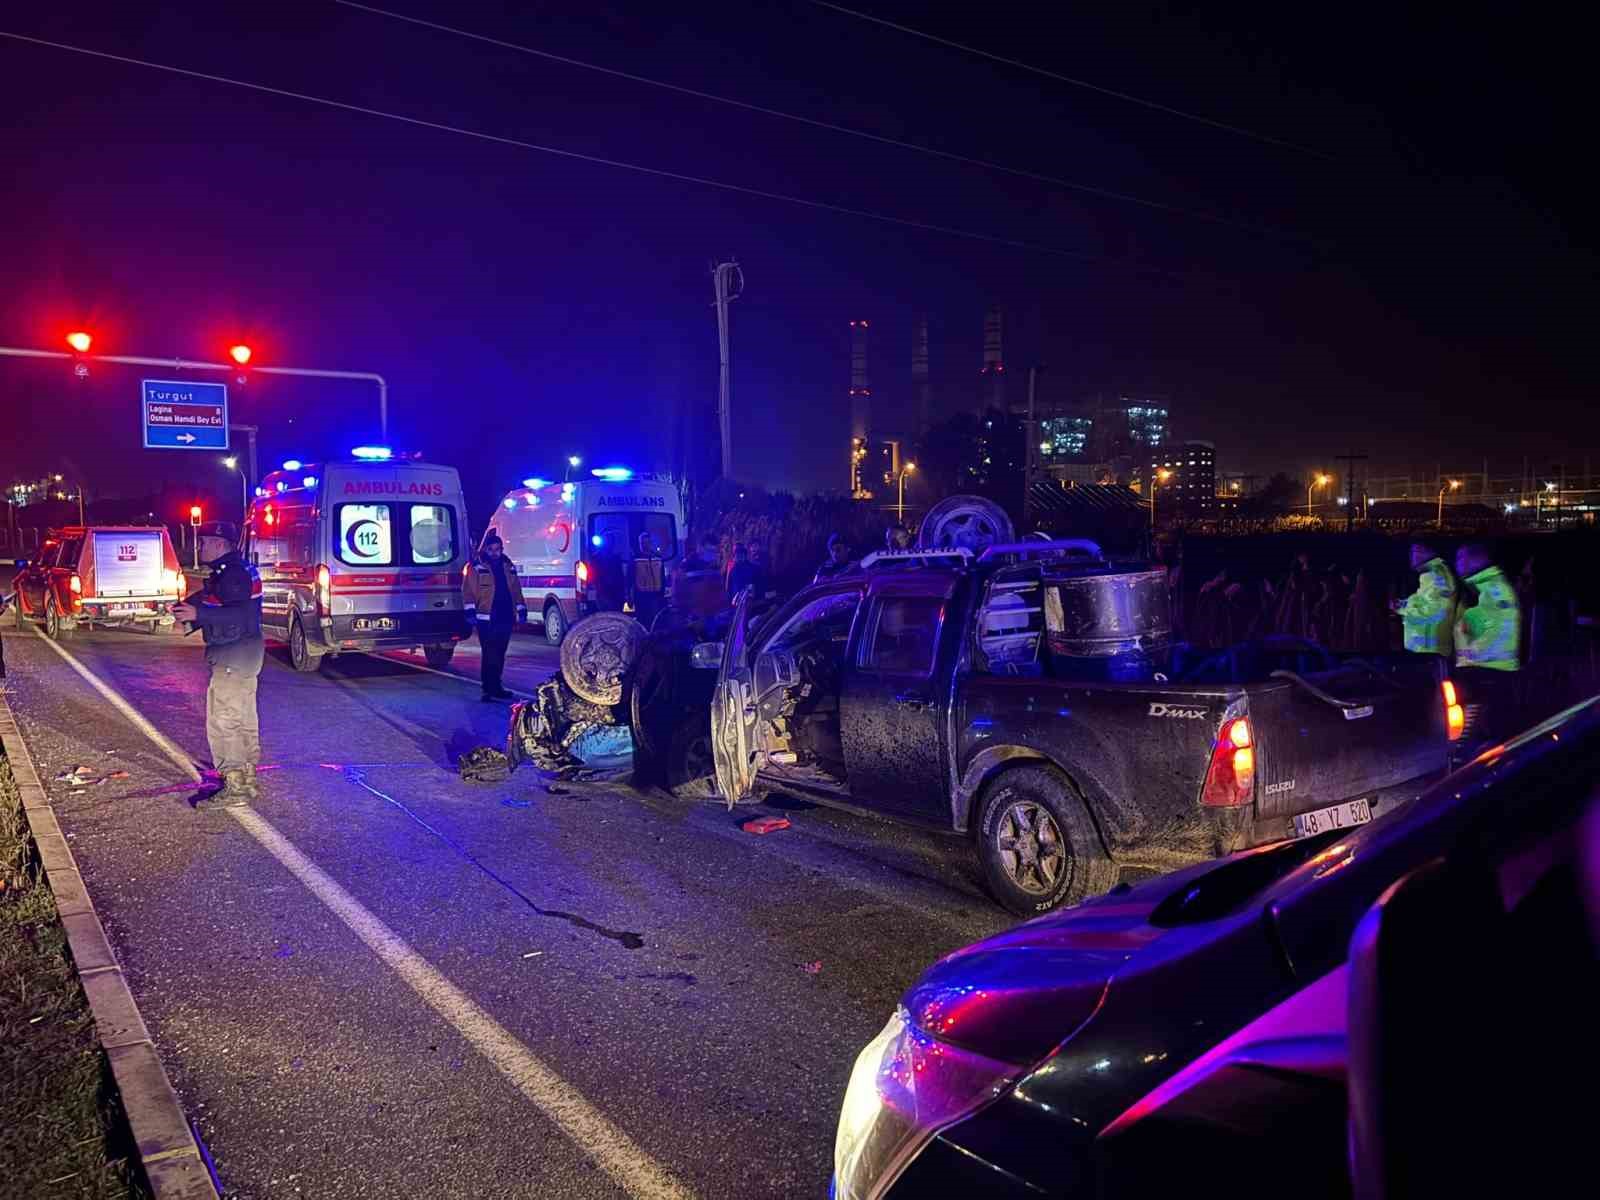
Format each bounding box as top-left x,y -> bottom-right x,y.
409,505 -> 456,565
336,504 -> 394,566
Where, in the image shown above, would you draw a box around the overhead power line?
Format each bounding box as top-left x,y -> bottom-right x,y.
810,2 -> 1332,159
336,0 -> 1279,235
0,29 -> 1167,271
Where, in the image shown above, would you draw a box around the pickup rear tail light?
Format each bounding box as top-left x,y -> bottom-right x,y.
164,568 -> 183,596
575,560 -> 590,591
316,564 -> 331,615
1442,679 -> 1464,741
69,573 -> 82,594
1201,717 -> 1255,807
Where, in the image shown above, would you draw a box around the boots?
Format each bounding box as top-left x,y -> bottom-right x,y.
202,766 -> 257,808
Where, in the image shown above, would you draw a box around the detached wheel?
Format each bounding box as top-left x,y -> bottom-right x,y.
288,616 -> 322,673
542,602 -> 566,647
423,644 -> 456,669
976,765 -> 1117,917
44,596 -> 65,641
560,612 -> 647,706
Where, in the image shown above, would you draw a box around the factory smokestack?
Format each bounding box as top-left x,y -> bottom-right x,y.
912,317 -> 931,437
980,305 -> 1005,410
849,319 -> 872,494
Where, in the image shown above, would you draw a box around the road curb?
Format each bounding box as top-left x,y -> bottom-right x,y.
0,694 -> 220,1200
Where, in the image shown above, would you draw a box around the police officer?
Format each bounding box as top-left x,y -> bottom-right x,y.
171,523 -> 263,807
1453,543 -> 1521,744
1395,542 -> 1459,660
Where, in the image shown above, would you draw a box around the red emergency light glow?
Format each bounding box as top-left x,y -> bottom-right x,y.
189,505 -> 202,520
65,331 -> 92,353
229,344 -> 253,365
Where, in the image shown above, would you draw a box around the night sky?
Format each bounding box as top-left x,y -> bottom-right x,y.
2,1 -> 1591,518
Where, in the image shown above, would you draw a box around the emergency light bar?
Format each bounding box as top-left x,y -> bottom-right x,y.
591,467 -> 634,481
859,548 -> 974,568
522,477 -> 550,489
351,446 -> 392,460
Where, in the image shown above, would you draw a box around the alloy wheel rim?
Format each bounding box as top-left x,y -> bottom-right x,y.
995,800 -> 1068,894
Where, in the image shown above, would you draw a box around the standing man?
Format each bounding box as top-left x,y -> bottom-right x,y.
464,532 -> 526,702
725,542 -> 759,600
813,532 -> 854,583
1394,542 -> 1458,660
171,523 -> 263,807
1453,543 -> 1521,744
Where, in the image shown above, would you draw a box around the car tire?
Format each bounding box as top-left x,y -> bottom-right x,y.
423,643 -> 455,669
288,615 -> 322,673
542,602 -> 566,647
44,596 -> 65,641
667,718 -> 715,788
976,765 -> 1117,917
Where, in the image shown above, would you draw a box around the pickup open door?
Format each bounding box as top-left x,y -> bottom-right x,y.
711,588 -> 762,804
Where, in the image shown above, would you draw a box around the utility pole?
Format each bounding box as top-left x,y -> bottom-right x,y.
711,260 -> 743,481
1335,452 -> 1368,533
1024,366 -> 1039,524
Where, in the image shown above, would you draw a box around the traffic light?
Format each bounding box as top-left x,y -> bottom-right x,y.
228,343 -> 252,385
66,330 -> 92,377
189,504 -> 203,524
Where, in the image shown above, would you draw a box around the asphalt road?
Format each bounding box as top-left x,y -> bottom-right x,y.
0,614 -> 1011,1198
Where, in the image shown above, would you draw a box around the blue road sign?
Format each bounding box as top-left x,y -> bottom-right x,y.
142,380 -> 229,450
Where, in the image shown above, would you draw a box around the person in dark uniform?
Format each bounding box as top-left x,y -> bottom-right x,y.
463,532 -> 527,702
171,523 -> 263,806
813,532 -> 855,583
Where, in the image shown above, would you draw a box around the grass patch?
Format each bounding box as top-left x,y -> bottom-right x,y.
1,753 -> 148,1198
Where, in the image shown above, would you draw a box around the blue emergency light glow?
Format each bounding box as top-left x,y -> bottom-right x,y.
254,486 -> 267,498
503,498 -> 518,510
591,467 -> 633,481
561,484 -> 576,502
275,481 -> 288,492
351,446 -> 392,460
591,534 -> 604,547
522,477 -> 549,489
525,495 -> 541,507
282,459 -> 303,471
303,476 -> 319,489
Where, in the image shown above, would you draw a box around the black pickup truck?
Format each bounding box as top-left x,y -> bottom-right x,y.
707,541 -> 1458,915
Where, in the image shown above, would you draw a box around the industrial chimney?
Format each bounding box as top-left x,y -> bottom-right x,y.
980,305 -> 1005,411
912,317 -> 931,438
849,320 -> 872,494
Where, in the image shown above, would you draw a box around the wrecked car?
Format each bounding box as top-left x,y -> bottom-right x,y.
707,538 -> 1457,915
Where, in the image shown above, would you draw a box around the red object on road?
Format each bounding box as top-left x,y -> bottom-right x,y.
742,816 -> 791,835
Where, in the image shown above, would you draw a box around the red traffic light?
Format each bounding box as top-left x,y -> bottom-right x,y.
189,505 -> 203,521
228,344 -> 252,366
65,331 -> 93,353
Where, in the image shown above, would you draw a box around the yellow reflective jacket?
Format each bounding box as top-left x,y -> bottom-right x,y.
1399,557 -> 1458,656
1455,565 -> 1520,671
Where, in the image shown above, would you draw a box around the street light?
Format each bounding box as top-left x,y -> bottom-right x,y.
228,344 -> 252,365
1307,473 -> 1331,516
895,462 -> 917,523
222,456 -> 247,524
565,455 -> 582,481
1436,478 -> 1461,527
1150,467 -> 1172,529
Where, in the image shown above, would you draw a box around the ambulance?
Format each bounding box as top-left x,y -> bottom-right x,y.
486,469 -> 685,644
244,447 -> 472,673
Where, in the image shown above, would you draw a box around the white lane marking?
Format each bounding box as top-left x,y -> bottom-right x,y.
31,631 -> 693,1200
374,649 -> 535,698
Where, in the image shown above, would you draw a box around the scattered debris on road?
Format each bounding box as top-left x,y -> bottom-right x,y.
521,950 -> 544,959
500,796 -> 532,809
506,675 -> 624,778
457,746 -> 512,784
742,816 -> 791,835
800,960 -> 823,975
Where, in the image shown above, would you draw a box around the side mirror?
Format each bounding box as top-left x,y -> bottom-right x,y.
691,641 -> 724,669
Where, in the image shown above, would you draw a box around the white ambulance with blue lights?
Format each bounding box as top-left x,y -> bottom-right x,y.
244,447 -> 472,673
487,468 -> 684,645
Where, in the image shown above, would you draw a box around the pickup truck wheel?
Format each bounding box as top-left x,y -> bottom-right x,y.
423,644 -> 456,669
44,597 -> 65,641
288,616 -> 322,673
977,766 -> 1116,916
